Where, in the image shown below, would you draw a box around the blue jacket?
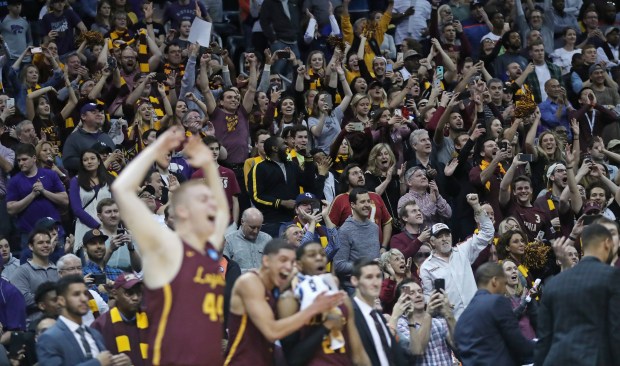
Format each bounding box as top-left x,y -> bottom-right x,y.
455,289 -> 535,366
36,318 -> 107,366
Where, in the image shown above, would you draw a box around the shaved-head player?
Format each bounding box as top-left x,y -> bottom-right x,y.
112,127 -> 230,365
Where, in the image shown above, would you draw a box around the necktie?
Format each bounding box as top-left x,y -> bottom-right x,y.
370,310 -> 394,366
76,327 -> 93,359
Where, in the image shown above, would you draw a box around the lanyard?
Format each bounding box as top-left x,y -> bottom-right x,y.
585,110 -> 596,132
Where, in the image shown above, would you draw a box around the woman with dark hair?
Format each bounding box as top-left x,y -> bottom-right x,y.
69,149 -> 114,251
497,229 -> 543,287
550,27 -> 581,75
349,76 -> 368,94
91,0 -> 113,34
248,90 -> 273,141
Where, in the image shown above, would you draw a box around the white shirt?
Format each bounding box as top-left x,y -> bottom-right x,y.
59,315 -> 101,358
82,290 -> 109,326
551,47 -> 581,75
353,296 -> 390,365
409,0 -> 432,40
597,44 -> 619,68
419,214 -> 494,319
394,0 -> 414,44
534,64 -> 551,101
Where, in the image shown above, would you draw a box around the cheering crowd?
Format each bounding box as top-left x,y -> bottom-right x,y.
0,0 -> 619,364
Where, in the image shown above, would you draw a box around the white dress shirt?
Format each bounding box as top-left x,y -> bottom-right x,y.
82,290 -> 110,326
353,296 -> 390,365
419,213 -> 494,320
59,315 -> 100,358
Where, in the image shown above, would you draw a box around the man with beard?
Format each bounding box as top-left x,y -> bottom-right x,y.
469,138 -> 510,224
36,275 -> 131,366
333,188 -> 382,294
593,216 -> 620,268
82,229 -> 123,303
499,156 -> 554,241
224,239 -> 344,365
91,273 -> 148,366
597,27 -> 620,67
535,226 -> 620,365
277,242 -> 371,366
588,63 -> 620,107
433,92 -> 466,165
248,136 -> 318,237
419,193 -> 494,319
62,103 -> 114,173
493,30 -> 527,77
534,154 -> 581,237
505,61 -> 535,99
328,164 -> 392,250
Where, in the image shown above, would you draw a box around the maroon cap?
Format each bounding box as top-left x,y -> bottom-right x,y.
114,273 -> 142,290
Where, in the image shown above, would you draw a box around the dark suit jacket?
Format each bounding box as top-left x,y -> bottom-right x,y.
352,298 -> 409,366
455,289 -> 535,366
534,256 -> 620,366
36,318 -> 107,366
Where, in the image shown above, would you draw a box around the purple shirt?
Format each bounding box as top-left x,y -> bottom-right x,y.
6,168 -> 65,233
212,107 -> 250,164
163,1 -> 208,30
40,9 -> 82,56
0,278 -> 26,331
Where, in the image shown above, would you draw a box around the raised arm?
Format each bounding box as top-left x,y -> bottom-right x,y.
200,53 -> 217,115
499,154 -> 527,206
524,108 -> 541,159
182,136 -> 230,250
242,53 -> 259,114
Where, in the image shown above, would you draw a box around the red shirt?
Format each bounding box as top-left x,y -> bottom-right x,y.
191,166 -> 240,222
329,192 -> 392,243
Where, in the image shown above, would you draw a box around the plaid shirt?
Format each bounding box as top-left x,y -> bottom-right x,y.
83,261 -> 123,302
525,61 -> 563,104
397,316 -> 453,366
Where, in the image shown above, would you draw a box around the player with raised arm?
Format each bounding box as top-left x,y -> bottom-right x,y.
111,127 -> 230,366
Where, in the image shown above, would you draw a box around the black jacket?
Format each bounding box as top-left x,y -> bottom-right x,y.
247,157 -> 321,225
259,0 -> 301,43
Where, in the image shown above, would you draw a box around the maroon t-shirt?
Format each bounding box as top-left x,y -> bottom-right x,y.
505,199 -> 553,241
191,166 -> 240,222
212,107 -> 250,164
145,241 -> 225,366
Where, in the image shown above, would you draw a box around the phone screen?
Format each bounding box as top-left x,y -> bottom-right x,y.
386,63 -> 393,72
436,66 -> 444,80
519,154 -> 534,162
434,278 -> 445,292
92,274 -> 107,285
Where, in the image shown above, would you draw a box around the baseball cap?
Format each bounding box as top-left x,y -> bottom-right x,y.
82,229 -> 109,245
114,273 -> 142,290
139,185 -> 156,197
368,79 -> 383,89
431,223 -> 451,237
34,217 -> 60,231
295,192 -> 318,206
546,162 -> 566,179
403,50 -> 420,60
607,139 -> 620,150
470,0 -> 484,9
589,64 -> 604,76
604,27 -> 620,37
583,200 -> 602,215
91,141 -> 113,154
80,102 -> 103,115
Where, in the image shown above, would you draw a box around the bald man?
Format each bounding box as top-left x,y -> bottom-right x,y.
223,208 -> 273,272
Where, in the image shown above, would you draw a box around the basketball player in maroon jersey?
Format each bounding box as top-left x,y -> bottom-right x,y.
224,239 -> 345,365
278,242 -> 371,366
112,128 -> 230,366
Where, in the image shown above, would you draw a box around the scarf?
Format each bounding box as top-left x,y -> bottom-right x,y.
307,68 -> 323,90
137,30 -> 150,73
479,160 -> 506,190
295,219 -> 330,271
110,307 -> 149,360
86,290 -> 100,319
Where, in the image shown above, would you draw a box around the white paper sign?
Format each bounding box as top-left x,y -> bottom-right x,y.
188,18 -> 212,47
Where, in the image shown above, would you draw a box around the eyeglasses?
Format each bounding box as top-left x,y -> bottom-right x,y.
415,252 -> 431,259
139,194 -> 155,199
60,266 -> 82,271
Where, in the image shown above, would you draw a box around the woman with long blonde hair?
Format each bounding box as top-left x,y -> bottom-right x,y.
502,259 -> 538,340
365,144 -> 406,226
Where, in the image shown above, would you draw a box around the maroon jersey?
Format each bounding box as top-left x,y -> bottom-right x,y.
506,200 -> 553,241
302,302 -> 352,366
145,241 -> 225,366
224,272 -> 276,366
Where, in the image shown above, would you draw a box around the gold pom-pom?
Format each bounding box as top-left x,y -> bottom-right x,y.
522,241 -> 551,270
327,35 -> 346,52
514,88 -> 537,118
76,31 -> 105,48
362,21 -> 378,39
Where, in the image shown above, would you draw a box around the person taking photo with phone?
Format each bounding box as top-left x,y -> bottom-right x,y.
388,278 -> 455,364
419,193 -> 495,320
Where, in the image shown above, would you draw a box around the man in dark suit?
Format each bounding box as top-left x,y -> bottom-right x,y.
535,224 -> 620,366
36,275 -> 131,366
454,263 -> 535,366
351,258 -> 410,366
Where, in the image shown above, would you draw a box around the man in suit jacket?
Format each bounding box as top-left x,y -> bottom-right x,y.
455,263 -> 535,366
534,224 -> 620,366
351,258 -> 410,366
36,275 -> 131,366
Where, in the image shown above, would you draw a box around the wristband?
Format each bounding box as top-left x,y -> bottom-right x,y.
568,235 -> 576,241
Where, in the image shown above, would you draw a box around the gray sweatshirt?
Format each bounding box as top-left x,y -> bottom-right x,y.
334,216 -> 380,277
